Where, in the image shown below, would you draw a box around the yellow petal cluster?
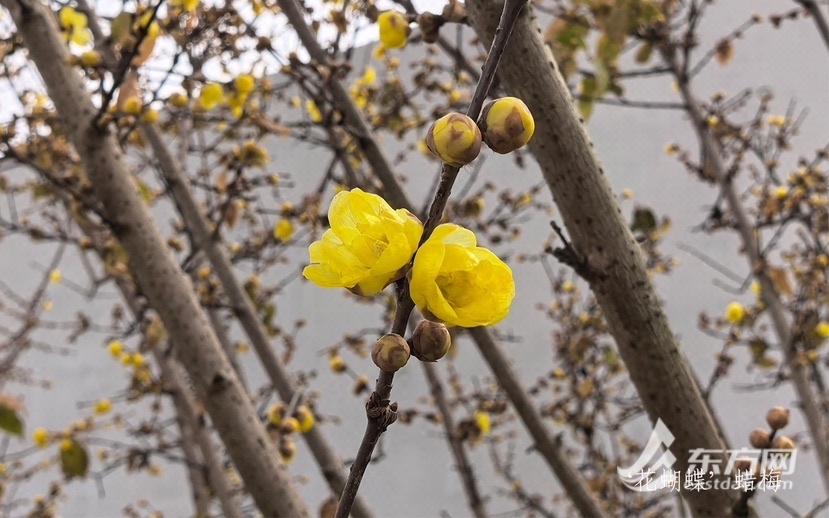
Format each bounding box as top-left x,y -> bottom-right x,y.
378,11 -> 410,51
59,7 -> 91,46
725,301 -> 745,324
410,224 -> 514,327
198,83 -> 224,111
303,188 -> 423,296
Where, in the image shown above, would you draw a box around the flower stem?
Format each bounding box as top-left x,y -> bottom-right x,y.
335,0 -> 528,515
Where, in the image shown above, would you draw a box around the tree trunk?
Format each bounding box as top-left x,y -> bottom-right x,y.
464,1 -> 735,515
1,1 -> 309,515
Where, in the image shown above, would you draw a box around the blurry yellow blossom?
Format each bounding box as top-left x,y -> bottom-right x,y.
108,340 -> 123,357
140,108 -> 158,123
33,427 -> 49,448
131,352 -> 145,367
329,355 -> 346,373
474,411 -> 491,436
361,66 -> 377,85
377,11 -> 410,51
706,115 -> 719,127
306,100 -> 323,123
171,0 -> 200,10
303,188 -> 423,296
49,270 -> 62,284
274,219 -> 294,242
725,301 -> 745,324
295,406 -> 315,433
59,7 -> 91,46
235,74 -> 255,95
198,83 -> 224,110
410,224 -> 514,327
267,403 -> 285,425
94,399 -> 112,415
774,186 -> 788,199
767,115 -> 786,127
816,322 -> 829,339
123,96 -> 143,115
79,50 -> 102,67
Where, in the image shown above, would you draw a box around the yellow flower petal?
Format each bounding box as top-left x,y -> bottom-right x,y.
411,224 -> 514,327
303,189 -> 422,296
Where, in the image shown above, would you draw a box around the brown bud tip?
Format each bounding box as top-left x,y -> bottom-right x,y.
771,436 -> 795,450
749,428 -> 771,449
319,497 -> 338,518
411,320 -> 452,362
766,406 -> 790,430
372,333 -> 411,372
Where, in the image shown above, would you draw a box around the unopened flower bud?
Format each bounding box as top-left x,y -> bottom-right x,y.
416,12 -> 445,44
771,436 -> 795,450
766,406 -> 790,430
425,113 -> 482,167
479,97 -> 535,154
281,417 -> 300,435
749,428 -> 771,448
372,333 -> 410,372
279,436 -> 297,464
411,320 -> 451,362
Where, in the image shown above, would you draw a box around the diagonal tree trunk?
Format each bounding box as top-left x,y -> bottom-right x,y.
0,1 -> 309,515
464,1 -> 735,515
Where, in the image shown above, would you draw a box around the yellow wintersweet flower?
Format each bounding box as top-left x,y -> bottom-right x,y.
306,100 -> 323,123
816,322 -> 829,339
107,340 -> 123,358
32,427 -> 49,448
94,399 -> 112,415
59,7 -> 91,46
274,219 -> 294,242
235,74 -> 255,95
49,269 -> 62,284
377,11 -> 410,51
725,301 -> 745,324
303,188 -> 423,296
474,411 -> 491,436
198,83 -> 224,111
410,224 -> 514,327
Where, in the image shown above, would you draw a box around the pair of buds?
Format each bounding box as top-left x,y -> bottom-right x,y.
425,97 -> 535,167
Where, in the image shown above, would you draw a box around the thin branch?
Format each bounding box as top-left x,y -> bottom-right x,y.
421,362 -> 488,517
794,0 -> 829,53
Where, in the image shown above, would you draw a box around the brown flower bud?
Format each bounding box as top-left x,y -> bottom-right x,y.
425,113 -> 482,167
372,333 -> 411,372
319,497 -> 338,518
411,320 -> 452,362
279,436 -> 297,464
771,436 -> 795,450
416,12 -> 445,44
749,428 -> 771,448
766,406 -> 790,430
478,97 -> 535,154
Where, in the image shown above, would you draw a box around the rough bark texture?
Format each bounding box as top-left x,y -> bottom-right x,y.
1,2 -> 309,516
143,124 -> 374,517
464,1 -> 735,515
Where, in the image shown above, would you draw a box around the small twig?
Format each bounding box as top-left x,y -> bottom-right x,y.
546,221 -> 606,282
422,362 -> 488,517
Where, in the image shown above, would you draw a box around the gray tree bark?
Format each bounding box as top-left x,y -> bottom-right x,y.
0,1 -> 309,515
464,1 -> 735,515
